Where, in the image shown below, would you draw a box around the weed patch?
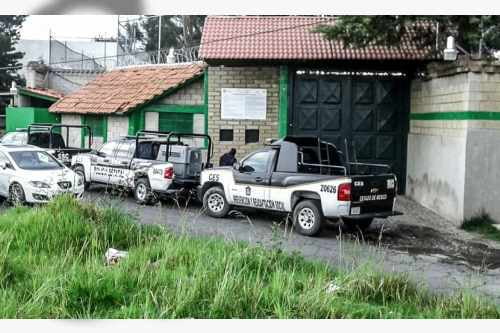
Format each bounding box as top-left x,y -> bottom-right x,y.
0,195 -> 498,318
461,212 -> 500,242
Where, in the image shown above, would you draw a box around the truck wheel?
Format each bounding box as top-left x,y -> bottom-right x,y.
342,217 -> 374,232
134,178 -> 157,205
73,165 -> 90,190
203,186 -> 230,218
293,200 -> 323,236
9,183 -> 26,206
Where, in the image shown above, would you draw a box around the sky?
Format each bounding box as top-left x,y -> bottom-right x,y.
21,15 -> 120,41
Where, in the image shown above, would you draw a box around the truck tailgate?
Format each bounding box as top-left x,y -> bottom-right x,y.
349,174 -> 397,216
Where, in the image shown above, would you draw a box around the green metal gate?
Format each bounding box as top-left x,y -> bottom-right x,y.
158,112 -> 193,133
290,71 -> 410,192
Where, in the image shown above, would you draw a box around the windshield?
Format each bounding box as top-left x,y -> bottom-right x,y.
9,150 -> 63,170
0,132 -> 27,145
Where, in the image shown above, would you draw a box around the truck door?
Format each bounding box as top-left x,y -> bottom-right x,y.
91,141 -> 118,184
108,141 -> 135,187
231,149 -> 276,209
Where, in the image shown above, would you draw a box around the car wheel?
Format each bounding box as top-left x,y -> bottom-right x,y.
73,165 -> 90,190
203,186 -> 230,218
293,200 -> 323,236
134,178 -> 157,205
342,217 -> 374,232
9,183 -> 26,206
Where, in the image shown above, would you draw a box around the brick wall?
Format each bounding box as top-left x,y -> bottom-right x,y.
207,66 -> 280,161
157,79 -> 204,105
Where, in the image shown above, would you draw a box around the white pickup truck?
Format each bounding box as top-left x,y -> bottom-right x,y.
199,136 -> 401,236
71,131 -> 213,204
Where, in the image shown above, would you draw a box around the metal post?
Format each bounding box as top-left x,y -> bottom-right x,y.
48,29 -> 52,65
158,15 -> 162,64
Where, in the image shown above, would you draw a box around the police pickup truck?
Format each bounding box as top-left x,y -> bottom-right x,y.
71,131 -> 212,204
0,124 -> 93,166
199,136 -> 401,236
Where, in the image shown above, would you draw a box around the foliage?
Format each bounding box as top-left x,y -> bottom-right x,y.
315,16 -> 500,58
462,211 -> 500,242
0,196 -> 498,318
0,15 -> 26,91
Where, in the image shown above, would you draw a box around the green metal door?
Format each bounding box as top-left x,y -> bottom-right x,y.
158,112 -> 193,133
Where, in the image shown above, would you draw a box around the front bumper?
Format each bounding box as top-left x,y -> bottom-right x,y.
25,185 -> 85,203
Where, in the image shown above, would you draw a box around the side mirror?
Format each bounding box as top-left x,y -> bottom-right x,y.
233,162 -> 240,170
0,161 -> 6,170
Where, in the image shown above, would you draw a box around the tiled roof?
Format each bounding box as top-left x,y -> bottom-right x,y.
200,16 -> 432,61
49,63 -> 206,114
21,87 -> 64,100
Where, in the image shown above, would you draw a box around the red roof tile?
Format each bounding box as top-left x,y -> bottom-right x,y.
49,63 -> 206,114
200,16 -> 432,61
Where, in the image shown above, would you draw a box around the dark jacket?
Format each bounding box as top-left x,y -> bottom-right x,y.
219,153 -> 237,166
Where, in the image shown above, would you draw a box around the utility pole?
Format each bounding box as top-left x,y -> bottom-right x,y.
158,15 -> 162,64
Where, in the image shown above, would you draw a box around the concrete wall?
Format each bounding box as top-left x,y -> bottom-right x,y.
407,132 -> 467,223
48,69 -> 102,95
107,115 -> 129,142
408,59 -> 500,224
207,66 -> 280,160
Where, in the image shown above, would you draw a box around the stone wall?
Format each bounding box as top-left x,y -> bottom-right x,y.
408,58 -> 500,225
207,66 -> 280,160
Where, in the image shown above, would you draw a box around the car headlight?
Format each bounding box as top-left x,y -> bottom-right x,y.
29,181 -> 51,189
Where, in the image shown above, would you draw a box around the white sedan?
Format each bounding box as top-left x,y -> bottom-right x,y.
0,144 -> 85,204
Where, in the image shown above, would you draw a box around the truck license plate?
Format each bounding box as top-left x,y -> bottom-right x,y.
351,207 -> 361,215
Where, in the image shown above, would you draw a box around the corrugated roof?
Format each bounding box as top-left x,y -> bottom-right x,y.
200,16 -> 432,61
21,87 -> 64,100
49,63 -> 206,114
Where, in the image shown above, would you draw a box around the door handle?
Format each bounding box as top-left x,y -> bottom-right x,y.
103,159 -> 110,163
121,161 -> 128,165
255,177 -> 263,182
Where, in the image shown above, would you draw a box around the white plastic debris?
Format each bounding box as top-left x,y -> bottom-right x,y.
325,282 -> 341,294
104,248 -> 128,265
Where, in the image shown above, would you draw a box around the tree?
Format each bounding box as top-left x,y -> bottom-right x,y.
118,20 -> 145,54
0,15 -> 26,91
315,16 -> 500,59
140,15 -> 206,52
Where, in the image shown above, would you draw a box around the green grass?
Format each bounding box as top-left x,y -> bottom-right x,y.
461,212 -> 500,242
0,196 -> 499,318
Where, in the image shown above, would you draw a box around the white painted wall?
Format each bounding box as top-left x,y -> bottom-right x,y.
107,116 -> 129,142
145,112 -> 159,131
406,132 -> 467,224
60,114 -> 82,148
464,128 -> 500,222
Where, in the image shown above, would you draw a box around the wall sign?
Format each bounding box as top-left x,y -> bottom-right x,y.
221,88 -> 267,120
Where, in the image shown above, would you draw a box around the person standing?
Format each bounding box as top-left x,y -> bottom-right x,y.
219,148 -> 237,166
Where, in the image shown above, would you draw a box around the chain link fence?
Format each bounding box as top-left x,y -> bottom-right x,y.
49,38 -> 200,71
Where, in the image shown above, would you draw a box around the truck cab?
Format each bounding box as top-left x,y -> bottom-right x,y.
200,136 -> 401,236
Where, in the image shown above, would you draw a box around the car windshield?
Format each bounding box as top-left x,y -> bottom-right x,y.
9,150 -> 63,170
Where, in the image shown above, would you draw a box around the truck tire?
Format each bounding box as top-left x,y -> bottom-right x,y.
134,178 -> 157,205
73,165 -> 90,190
293,200 -> 323,236
342,217 -> 374,232
203,186 -> 230,218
